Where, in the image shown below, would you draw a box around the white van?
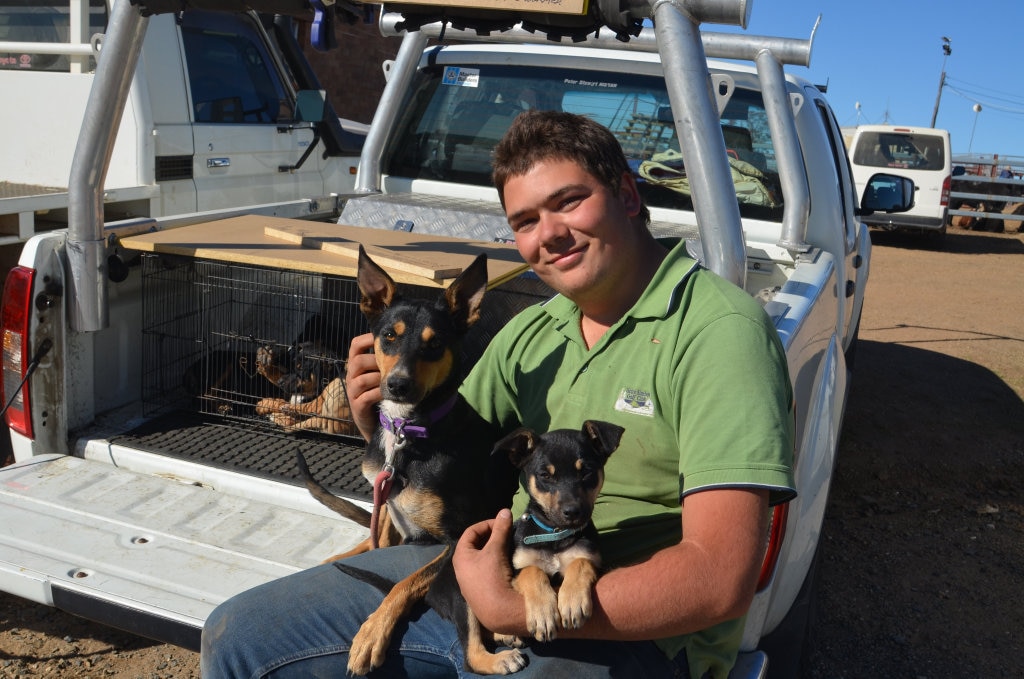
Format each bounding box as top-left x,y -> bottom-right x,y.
844,124 -> 952,240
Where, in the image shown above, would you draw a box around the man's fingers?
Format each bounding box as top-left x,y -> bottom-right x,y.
345,333 -> 380,440
347,332 -> 375,360
485,508 -> 513,552
458,518 -> 496,553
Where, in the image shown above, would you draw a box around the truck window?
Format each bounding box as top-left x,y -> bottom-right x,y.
181,11 -> 291,124
384,63 -> 784,222
851,131 -> 946,171
0,1 -> 106,72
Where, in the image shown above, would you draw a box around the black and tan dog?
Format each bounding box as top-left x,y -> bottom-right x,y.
296,245 -> 523,675
254,315 -> 355,435
496,420 -> 624,645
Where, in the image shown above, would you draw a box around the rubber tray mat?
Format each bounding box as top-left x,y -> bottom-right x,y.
110,411 -> 370,502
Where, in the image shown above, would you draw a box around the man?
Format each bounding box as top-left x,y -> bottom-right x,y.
201,110 -> 794,678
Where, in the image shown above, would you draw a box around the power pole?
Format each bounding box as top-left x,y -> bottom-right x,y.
930,37 -> 951,128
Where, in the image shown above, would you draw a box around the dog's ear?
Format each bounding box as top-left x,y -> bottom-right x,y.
582,420 -> 625,461
356,245 -> 398,324
493,427 -> 537,470
444,253 -> 488,333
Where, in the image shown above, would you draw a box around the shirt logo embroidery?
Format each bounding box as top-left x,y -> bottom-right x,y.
614,387 -> 654,417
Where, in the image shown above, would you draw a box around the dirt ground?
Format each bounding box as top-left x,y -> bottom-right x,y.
0,227 -> 1022,678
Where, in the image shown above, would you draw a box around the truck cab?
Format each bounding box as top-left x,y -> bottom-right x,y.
0,0 -> 363,248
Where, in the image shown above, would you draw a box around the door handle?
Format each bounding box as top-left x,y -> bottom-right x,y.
207,158 -> 230,168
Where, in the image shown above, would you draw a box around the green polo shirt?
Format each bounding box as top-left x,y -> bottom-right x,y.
459,240 -> 795,678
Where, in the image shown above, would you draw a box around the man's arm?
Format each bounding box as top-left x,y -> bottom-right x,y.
345,333 -> 381,441
453,487 -> 769,640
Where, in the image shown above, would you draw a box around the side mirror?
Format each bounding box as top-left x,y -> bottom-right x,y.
294,89 -> 327,123
858,173 -> 915,216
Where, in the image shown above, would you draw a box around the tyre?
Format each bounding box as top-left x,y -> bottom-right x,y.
758,541 -> 822,679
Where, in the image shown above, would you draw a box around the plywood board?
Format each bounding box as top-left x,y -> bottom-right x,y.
120,215 -> 528,288
264,226 -> 465,280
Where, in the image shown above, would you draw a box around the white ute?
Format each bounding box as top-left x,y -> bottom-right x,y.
0,0 -> 364,251
0,2 -> 914,677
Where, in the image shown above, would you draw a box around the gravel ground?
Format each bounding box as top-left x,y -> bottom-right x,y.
1,226 -> 1022,678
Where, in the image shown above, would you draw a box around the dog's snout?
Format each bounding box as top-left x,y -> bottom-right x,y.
386,374 -> 414,399
560,502 -> 583,522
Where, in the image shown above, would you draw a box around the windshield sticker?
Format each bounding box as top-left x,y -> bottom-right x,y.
563,78 -> 620,89
442,67 -> 480,88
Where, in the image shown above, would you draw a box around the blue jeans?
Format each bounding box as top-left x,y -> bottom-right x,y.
201,544 -> 690,678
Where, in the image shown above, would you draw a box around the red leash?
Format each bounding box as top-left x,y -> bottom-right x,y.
370,467 -> 394,549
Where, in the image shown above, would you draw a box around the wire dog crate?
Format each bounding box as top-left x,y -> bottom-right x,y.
141,254 -> 366,437
140,252 -> 550,439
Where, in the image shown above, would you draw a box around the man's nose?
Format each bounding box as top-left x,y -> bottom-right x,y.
537,211 -> 569,247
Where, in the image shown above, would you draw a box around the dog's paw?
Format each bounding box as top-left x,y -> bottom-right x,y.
494,648 -> 528,674
347,617 -> 391,676
524,597 -> 559,642
493,633 -> 526,649
557,584 -> 593,630
255,397 -> 287,416
255,346 -> 275,374
467,646 -> 528,675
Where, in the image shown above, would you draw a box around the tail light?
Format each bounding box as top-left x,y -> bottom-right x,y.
2,266 -> 36,438
941,174 -> 951,207
756,502 -> 788,591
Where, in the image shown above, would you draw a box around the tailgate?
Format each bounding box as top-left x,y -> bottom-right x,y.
0,454 -> 367,649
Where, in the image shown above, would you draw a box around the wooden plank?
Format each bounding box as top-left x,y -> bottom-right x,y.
263,226 -> 463,280
120,215 -> 528,289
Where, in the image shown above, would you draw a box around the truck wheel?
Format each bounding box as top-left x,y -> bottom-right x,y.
925,224 -> 947,249
844,316 -> 861,374
759,541 -> 822,679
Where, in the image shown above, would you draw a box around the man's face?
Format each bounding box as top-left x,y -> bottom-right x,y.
502,158 -> 642,306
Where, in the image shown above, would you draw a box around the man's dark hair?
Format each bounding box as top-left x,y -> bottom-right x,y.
492,110 -> 651,226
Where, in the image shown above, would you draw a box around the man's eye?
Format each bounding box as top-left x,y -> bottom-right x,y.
511,218 -> 536,233
560,197 -> 582,210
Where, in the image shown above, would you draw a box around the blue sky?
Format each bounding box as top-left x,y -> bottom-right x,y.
714,1 -> 1024,161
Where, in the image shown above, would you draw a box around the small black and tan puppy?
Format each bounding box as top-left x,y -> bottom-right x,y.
338,420 -> 623,674
495,420 -> 624,644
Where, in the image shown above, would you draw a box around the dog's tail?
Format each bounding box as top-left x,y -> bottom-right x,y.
295,450 -> 372,528
333,562 -> 397,593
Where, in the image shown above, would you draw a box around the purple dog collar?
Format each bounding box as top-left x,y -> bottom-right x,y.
378,394 -> 458,440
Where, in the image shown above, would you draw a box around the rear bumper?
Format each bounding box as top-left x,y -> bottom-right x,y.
863,208 -> 947,231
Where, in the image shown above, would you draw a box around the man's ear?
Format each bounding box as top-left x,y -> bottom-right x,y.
618,170 -> 642,218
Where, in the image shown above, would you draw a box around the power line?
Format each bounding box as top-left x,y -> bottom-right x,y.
944,83 -> 1024,116
944,76 -> 1024,105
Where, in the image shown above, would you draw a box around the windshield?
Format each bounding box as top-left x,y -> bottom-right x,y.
384,62 -> 784,222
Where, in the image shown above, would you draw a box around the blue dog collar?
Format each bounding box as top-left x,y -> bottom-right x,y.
522,513 -> 583,545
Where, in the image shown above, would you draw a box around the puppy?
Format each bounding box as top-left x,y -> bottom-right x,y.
496,420 -> 624,643
339,420 -> 622,674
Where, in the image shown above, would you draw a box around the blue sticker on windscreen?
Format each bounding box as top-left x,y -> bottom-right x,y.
442,66 -> 480,88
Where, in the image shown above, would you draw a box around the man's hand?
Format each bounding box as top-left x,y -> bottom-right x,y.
345,333 -> 381,441
453,509 -> 526,635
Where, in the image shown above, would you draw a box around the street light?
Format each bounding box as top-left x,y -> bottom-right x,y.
968,103 -> 982,153
930,36 -> 951,128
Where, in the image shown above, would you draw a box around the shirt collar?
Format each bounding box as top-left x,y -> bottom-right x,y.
540,239 -> 700,330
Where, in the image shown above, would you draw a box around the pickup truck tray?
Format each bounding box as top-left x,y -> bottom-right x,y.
0,444 -> 370,650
